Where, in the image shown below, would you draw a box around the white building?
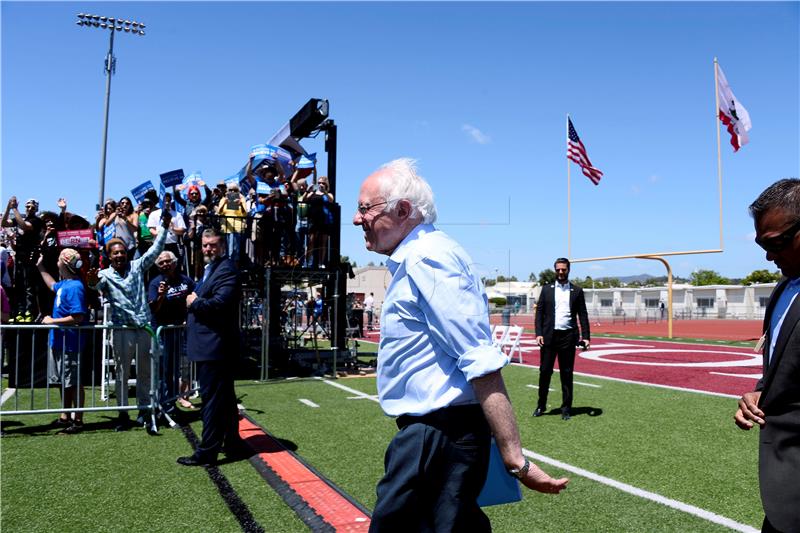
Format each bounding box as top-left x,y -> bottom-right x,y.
583,282 -> 777,320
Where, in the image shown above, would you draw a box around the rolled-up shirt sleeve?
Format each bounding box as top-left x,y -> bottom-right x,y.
409,252 -> 508,382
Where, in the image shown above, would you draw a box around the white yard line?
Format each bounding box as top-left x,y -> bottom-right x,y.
574,381 -> 602,388
525,384 -> 554,391
710,372 -> 762,379
510,364 -> 740,399
320,378 -> 756,532
318,377 -> 380,403
523,448 -> 758,533
298,398 -> 320,408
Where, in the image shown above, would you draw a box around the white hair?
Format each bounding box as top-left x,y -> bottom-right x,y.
157,250 -> 178,264
376,158 -> 437,224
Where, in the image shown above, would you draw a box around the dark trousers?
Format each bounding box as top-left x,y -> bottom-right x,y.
160,328 -> 185,402
12,262 -> 39,317
194,360 -> 241,461
538,329 -> 577,412
370,404 -> 491,533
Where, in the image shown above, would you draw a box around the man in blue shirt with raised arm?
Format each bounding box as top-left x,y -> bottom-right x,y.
353,159 -> 568,532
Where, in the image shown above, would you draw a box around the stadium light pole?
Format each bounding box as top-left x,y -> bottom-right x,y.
76,13 -> 145,211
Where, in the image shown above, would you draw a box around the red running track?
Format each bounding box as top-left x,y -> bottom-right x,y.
356,331 -> 761,397
511,336 -> 761,397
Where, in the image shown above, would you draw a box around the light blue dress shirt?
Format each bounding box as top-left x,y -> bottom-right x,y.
769,277 -> 800,362
378,224 -> 509,417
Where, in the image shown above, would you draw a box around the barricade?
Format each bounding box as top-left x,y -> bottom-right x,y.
152,324 -> 195,428
0,323 -> 163,432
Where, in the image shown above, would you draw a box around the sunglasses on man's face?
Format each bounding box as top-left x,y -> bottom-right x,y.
755,219 -> 800,253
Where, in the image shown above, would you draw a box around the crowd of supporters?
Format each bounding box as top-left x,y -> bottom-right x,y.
1,159 -> 336,325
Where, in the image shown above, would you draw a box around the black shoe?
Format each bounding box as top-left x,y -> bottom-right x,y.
561,410 -> 571,421
532,407 -> 545,417
115,414 -> 132,432
177,455 -> 214,467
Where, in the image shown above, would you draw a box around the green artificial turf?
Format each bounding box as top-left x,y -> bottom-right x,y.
2,363 -> 762,532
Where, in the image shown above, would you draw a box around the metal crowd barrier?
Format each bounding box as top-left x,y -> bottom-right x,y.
0,323 -> 191,433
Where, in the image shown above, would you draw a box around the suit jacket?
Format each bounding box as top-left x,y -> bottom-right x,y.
756,279 -> 800,533
534,282 -> 590,345
186,258 -> 241,362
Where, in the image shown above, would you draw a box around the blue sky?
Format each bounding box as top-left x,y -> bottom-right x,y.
3,1 -> 799,281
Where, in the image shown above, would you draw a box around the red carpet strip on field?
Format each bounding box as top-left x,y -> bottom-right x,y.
180,425 -> 265,533
239,414 -> 372,532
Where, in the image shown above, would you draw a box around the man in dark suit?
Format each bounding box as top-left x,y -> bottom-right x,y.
177,227 -> 249,466
735,178 -> 800,533
533,257 -> 590,421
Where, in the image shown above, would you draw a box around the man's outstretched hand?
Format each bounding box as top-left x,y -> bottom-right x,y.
521,462 -> 569,494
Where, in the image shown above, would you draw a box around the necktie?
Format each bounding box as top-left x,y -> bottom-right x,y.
196,263 -> 212,291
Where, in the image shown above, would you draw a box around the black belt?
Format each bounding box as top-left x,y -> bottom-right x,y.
396,403 -> 484,431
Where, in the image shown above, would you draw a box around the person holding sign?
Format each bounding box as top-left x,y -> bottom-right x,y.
147,192 -> 186,263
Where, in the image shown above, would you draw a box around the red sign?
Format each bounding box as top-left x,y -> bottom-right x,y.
57,229 -> 96,249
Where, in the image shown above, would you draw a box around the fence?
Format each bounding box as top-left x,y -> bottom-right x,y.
0,323 -> 192,433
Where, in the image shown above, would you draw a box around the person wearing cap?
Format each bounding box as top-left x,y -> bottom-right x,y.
2,196 -> 43,322
216,183 -> 248,266
88,211 -> 172,431
37,248 -> 88,433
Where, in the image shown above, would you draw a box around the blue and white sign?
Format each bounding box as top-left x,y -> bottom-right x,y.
160,169 -> 185,188
256,181 -> 270,195
131,180 -> 155,203
297,153 -> 317,169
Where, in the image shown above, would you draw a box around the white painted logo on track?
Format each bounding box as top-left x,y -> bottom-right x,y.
579,348 -> 762,368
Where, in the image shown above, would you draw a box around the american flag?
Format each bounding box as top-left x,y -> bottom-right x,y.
567,118 -> 603,185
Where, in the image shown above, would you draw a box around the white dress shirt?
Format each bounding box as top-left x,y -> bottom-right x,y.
554,281 -> 572,330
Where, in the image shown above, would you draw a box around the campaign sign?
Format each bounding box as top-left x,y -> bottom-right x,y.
256,181 -> 270,195
131,180 -> 155,203
57,229 -> 95,249
160,169 -> 185,187
297,153 -> 316,169
102,224 -> 116,244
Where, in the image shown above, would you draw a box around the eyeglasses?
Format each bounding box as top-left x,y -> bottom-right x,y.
357,201 -> 388,216
755,219 -> 800,253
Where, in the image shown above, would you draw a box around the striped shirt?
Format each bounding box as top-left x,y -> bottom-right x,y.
90,229 -> 167,327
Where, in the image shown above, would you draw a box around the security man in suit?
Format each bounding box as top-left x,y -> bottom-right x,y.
735,178 -> 800,533
534,257 -> 590,421
177,227 -> 249,466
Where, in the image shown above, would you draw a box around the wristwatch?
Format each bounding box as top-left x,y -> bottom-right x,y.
508,458 -> 530,479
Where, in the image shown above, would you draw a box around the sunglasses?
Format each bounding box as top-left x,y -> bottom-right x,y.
356,201 -> 388,216
755,219 -> 800,253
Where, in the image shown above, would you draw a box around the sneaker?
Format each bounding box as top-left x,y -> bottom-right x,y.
22,312 -> 33,323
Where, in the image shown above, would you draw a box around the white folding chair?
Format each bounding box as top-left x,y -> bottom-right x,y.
491,325 -> 509,348
502,325 -> 524,363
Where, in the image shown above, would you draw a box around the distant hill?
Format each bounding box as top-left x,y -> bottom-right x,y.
617,274 -> 657,283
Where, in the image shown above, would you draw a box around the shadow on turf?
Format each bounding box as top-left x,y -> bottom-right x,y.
537,406 -> 604,417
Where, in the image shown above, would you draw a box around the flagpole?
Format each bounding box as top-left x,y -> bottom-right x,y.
714,57 -> 724,249
567,113 -> 572,259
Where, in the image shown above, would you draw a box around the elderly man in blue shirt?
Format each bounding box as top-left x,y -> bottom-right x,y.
353,159 -> 568,531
